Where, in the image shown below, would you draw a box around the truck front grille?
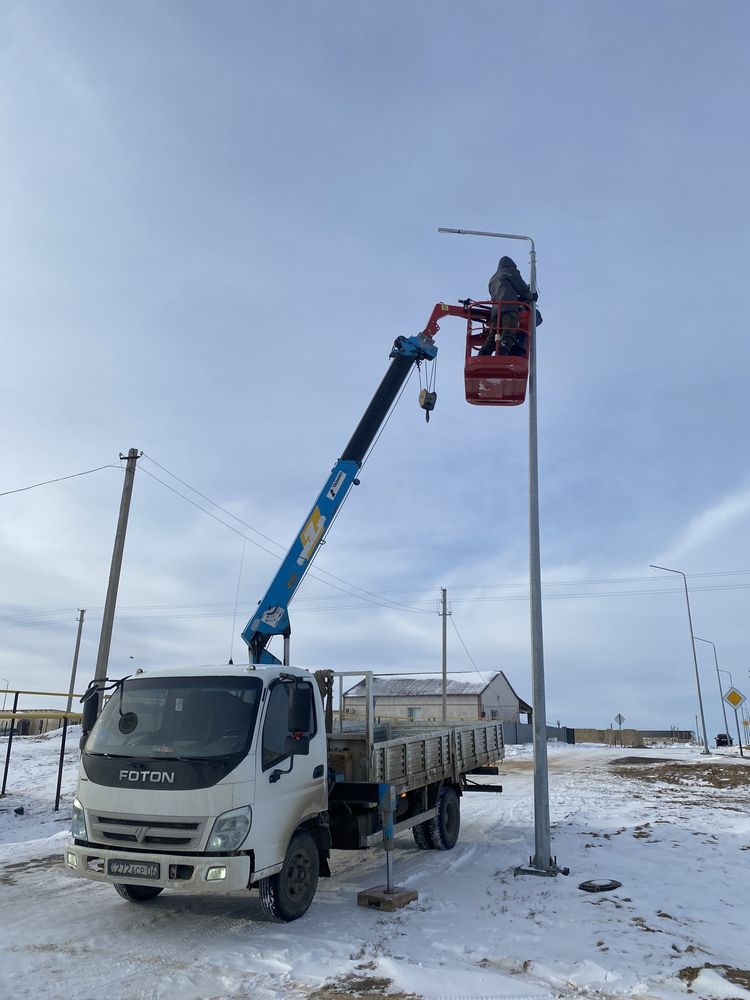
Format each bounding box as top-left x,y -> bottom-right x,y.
90,813 -> 207,852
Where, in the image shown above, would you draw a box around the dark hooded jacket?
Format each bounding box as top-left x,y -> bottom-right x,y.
488,256 -> 534,316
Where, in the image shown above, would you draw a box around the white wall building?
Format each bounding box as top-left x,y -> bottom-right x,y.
343,671 -> 532,723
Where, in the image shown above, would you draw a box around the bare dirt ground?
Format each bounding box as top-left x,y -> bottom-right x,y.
609,757 -> 750,790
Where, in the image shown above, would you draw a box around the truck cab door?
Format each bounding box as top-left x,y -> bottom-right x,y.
252,679 -> 326,874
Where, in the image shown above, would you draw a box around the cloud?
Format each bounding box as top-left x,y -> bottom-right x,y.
657,484 -> 750,565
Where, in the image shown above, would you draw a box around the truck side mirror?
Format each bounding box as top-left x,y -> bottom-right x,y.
80,687 -> 99,746
284,733 -> 311,757
288,682 -> 312,734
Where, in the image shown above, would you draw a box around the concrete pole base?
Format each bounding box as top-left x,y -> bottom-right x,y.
514,858 -> 570,878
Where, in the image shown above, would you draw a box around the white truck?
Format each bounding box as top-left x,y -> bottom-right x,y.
65,665 -> 504,920
65,312 -> 509,919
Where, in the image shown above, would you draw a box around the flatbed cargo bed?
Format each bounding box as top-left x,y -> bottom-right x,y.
326,718 -> 504,790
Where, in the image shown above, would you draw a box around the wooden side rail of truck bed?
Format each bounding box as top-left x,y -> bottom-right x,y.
369,721 -> 504,788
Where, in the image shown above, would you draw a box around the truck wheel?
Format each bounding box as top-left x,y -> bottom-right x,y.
259,830 -> 319,922
429,785 -> 460,850
113,883 -> 163,902
412,820 -> 434,849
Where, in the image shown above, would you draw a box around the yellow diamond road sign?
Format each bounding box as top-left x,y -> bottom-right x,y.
723,687 -> 746,709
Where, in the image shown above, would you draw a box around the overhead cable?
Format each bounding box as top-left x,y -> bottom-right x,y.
1,464 -> 118,497
142,445 -> 426,610
137,463 -> 429,615
449,615 -> 487,686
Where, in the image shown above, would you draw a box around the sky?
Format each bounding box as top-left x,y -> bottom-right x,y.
1,0 -> 749,735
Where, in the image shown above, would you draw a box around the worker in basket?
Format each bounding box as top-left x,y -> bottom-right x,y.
478,255 -> 540,357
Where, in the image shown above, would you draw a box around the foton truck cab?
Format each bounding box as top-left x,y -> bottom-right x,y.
66,665 -> 328,922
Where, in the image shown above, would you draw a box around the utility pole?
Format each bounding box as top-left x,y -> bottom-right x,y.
441,588 -> 448,722
55,609 -> 87,812
93,449 -> 140,709
66,610 -> 86,714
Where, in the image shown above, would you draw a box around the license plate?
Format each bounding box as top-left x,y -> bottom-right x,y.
107,859 -> 160,880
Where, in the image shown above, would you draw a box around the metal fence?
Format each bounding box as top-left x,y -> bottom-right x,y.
1,688 -> 82,810
501,722 -> 572,745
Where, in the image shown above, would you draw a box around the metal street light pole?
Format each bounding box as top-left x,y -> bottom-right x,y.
694,637 -> 730,742
1,678 -> 8,713
650,564 -> 710,755
439,227 -> 559,875
717,667 -> 740,746
719,668 -> 734,687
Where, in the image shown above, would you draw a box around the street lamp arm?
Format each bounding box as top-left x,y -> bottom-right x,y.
649,563 -> 685,580
438,228 -> 536,253
694,636 -> 715,646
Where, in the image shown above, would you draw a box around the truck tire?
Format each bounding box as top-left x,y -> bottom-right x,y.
113,883 -> 164,902
428,785 -> 460,850
259,829 -> 319,922
412,820 -> 434,849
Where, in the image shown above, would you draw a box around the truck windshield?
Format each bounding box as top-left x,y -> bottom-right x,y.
86,676 -> 263,760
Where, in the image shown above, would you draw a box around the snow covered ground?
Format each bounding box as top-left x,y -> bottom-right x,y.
1,730 -> 749,1000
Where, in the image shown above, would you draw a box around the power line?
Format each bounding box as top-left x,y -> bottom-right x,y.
229,539 -> 246,664
141,454 -> 287,555
4,576 -> 750,631
138,455 -> 430,616
1,464 -> 118,497
449,615 -> 487,686
141,453 -> 427,612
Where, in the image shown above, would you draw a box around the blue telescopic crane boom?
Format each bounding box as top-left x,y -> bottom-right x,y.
242,332 -> 438,664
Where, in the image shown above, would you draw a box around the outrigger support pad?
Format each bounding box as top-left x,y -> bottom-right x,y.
357,784 -> 419,912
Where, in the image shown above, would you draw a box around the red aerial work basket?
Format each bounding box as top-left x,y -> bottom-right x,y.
463,301 -> 532,406
419,299 -> 534,407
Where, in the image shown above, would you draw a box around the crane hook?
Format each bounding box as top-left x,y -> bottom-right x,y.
419,388 -> 437,423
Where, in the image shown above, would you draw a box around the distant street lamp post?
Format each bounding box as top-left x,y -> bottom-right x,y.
694,637 -> 730,742
717,668 -> 742,746
650,564 -> 710,755
439,226 -> 562,876
1,678 -> 8,713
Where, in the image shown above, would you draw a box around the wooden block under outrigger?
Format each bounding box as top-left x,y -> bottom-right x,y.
357,884 -> 419,912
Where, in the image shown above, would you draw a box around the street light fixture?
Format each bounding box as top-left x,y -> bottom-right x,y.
694,637 -> 730,742
439,227 -> 561,877
650,564 -> 710,754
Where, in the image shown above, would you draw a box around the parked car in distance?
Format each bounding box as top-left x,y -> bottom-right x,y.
716,733 -> 733,747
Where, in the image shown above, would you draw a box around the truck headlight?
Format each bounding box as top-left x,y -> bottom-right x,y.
71,798 -> 88,840
206,806 -> 252,852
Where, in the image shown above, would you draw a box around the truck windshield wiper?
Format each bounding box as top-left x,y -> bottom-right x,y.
138,754 -> 228,764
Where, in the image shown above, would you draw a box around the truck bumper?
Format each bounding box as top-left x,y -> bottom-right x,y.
63,841 -> 252,893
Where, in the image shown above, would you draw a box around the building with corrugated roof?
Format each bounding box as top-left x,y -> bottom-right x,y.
342,671 -> 532,723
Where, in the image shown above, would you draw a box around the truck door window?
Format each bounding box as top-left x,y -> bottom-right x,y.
262,681 -> 316,770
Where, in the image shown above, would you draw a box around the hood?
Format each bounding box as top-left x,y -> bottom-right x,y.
498,255 -> 517,269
